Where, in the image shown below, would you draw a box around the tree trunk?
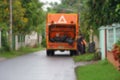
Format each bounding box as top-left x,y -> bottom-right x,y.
9,0 -> 13,50
22,35 -> 25,47
39,35 -> 42,44
94,35 -> 99,49
89,29 -> 93,43
37,33 -> 39,45
39,35 -> 42,45
0,30 -> 1,48
20,35 -> 25,48
37,33 -> 42,46
20,35 -> 22,48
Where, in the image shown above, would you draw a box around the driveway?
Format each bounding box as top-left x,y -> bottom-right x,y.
0,50 -> 76,80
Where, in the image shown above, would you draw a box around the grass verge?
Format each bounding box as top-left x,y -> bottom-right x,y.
75,60 -> 120,80
73,53 -> 95,62
0,46 -> 44,58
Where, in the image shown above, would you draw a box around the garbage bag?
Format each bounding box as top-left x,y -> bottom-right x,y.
88,41 -> 95,53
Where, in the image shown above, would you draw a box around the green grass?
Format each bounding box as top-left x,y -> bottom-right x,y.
0,46 -> 44,58
73,53 -> 95,62
75,60 -> 120,80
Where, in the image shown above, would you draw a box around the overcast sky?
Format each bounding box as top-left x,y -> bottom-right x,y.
39,0 -> 61,11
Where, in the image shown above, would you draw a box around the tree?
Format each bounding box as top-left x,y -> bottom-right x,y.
0,0 -> 45,50
82,0 -> 120,28
0,0 -> 10,50
21,0 -> 45,34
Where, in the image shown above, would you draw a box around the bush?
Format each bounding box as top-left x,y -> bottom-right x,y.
0,47 -> 5,53
41,38 -> 46,47
112,44 -> 120,60
116,39 -> 120,45
112,39 -> 120,61
1,31 -> 10,51
93,52 -> 101,60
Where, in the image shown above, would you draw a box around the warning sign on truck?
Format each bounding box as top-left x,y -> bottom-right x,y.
58,15 -> 67,23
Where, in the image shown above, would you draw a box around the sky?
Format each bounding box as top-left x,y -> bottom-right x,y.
39,0 -> 61,11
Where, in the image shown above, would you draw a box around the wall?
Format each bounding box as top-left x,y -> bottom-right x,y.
15,32 -> 42,50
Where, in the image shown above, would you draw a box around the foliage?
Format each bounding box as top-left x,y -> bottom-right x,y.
75,60 -> 120,80
0,0 -> 45,50
21,0 -> 45,34
0,0 -> 9,30
0,47 -> 5,53
41,38 -> 46,47
0,0 -> 45,34
47,0 -> 78,13
93,51 -> 101,60
116,39 -> 120,45
1,30 -> 10,51
81,0 -> 120,31
112,44 -> 120,60
12,0 -> 27,34
0,0 -> 9,50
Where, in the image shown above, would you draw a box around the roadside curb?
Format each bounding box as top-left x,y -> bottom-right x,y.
74,61 -> 98,68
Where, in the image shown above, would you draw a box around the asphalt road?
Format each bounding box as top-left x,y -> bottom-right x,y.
0,50 -> 76,80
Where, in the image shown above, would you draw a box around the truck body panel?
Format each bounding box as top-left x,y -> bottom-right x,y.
46,13 -> 79,56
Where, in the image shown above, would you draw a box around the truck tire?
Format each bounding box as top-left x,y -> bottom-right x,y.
51,50 -> 54,56
47,50 -> 54,56
70,50 -> 78,56
47,50 -> 51,56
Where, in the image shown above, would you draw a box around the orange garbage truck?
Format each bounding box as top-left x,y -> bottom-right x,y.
46,13 -> 79,56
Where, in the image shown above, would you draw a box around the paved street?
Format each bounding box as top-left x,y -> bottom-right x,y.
0,50 -> 76,80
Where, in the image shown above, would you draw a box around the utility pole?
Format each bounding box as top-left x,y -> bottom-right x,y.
0,29 -> 1,48
9,0 -> 13,50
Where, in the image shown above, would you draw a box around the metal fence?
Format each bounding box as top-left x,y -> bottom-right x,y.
99,23 -> 120,60
107,24 -> 120,50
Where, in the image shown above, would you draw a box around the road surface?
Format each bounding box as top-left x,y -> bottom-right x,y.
0,50 -> 76,80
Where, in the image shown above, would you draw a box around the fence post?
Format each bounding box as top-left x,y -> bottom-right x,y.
113,27 -> 116,44
15,35 -> 18,50
99,26 -> 107,60
106,26 -> 109,51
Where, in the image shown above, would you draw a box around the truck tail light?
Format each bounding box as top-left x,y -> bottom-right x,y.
71,21 -> 74,24
51,21 -> 54,24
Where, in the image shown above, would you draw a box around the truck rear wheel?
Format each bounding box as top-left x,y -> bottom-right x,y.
47,50 -> 50,56
51,50 -> 54,56
70,50 -> 78,56
47,50 -> 54,56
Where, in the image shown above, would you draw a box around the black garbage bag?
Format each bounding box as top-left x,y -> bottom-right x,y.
66,38 -> 74,45
53,37 -> 61,42
88,41 -> 95,53
61,35 -> 67,42
50,38 -> 55,42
